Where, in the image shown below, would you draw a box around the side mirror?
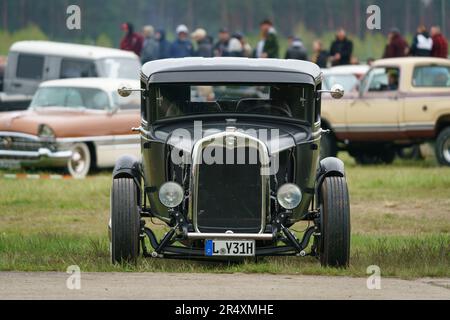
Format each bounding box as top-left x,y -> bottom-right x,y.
317,84 -> 345,100
117,86 -> 143,98
329,84 -> 344,99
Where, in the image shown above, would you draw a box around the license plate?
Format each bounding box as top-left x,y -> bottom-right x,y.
205,239 -> 255,256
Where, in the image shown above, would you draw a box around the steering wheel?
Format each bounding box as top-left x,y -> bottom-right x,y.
241,103 -> 293,118
191,101 -> 223,113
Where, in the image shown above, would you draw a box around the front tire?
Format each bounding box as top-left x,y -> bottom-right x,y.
318,176 -> 351,267
435,127 -> 450,166
110,178 -> 140,264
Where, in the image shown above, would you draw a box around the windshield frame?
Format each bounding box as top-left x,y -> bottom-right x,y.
147,82 -> 317,126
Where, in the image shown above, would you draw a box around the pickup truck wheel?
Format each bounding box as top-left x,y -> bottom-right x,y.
318,176 -> 351,268
67,142 -> 91,178
110,178 -> 140,264
320,132 -> 338,159
436,127 -> 450,166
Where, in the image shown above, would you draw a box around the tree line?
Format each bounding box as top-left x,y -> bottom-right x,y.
1,0 -> 448,59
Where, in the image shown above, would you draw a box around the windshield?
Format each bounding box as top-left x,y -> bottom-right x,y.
323,74 -> 359,92
30,87 -> 110,110
99,58 -> 141,80
153,83 -> 314,122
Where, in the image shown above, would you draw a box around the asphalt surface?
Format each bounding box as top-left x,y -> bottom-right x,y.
0,272 -> 449,300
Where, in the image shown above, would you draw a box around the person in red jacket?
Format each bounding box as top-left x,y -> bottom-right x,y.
120,22 -> 144,57
431,26 -> 449,59
383,28 -> 409,58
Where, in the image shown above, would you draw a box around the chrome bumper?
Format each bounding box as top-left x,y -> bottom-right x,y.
186,232 -> 274,240
0,148 -> 72,167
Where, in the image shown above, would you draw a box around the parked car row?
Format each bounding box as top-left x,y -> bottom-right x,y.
0,41 -> 141,112
1,53 -> 450,178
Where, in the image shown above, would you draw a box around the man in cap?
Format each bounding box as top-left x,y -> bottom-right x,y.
170,24 -> 194,58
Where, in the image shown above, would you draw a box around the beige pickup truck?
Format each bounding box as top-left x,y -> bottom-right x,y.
321,57 -> 450,166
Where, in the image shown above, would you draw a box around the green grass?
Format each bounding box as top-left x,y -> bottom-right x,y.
0,154 -> 449,278
0,233 -> 447,278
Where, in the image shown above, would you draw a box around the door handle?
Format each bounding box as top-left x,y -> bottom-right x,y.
12,83 -> 22,88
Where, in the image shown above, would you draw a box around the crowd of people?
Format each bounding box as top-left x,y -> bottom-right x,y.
119,20 -> 449,67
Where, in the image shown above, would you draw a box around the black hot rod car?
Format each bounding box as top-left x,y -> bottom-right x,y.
110,58 -> 350,267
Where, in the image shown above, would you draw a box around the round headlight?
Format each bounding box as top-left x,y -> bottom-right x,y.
277,183 -> 302,210
158,182 -> 184,208
38,124 -> 55,139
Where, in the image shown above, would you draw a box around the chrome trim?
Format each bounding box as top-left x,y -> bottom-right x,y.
0,148 -> 72,159
189,131 -> 271,234
187,232 -> 273,240
57,134 -> 140,143
0,131 -> 41,141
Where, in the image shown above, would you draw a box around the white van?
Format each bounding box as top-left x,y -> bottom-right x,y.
3,41 -> 141,96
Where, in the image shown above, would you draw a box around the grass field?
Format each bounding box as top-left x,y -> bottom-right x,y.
0,154 -> 449,278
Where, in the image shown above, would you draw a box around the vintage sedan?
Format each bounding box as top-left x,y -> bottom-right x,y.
0,78 -> 140,177
109,58 -> 351,267
321,57 -> 450,165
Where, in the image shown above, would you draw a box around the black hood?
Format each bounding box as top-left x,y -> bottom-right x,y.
150,119 -> 311,155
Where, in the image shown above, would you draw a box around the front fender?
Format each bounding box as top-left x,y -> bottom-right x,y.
112,155 -> 142,191
316,157 -> 345,192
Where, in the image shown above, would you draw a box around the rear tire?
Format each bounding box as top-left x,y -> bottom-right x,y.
110,178 -> 140,264
318,176 -> 351,267
435,127 -> 450,166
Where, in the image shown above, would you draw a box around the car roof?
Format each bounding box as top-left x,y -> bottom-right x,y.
10,41 -> 139,60
141,57 -> 322,79
373,57 -> 450,67
38,78 -> 140,92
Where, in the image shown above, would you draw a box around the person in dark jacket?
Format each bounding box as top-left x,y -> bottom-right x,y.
170,24 -> 194,58
383,28 -> 409,58
285,36 -> 308,60
329,28 -> 353,66
120,22 -> 144,57
311,40 -> 328,68
141,25 -> 159,64
191,28 -> 213,57
410,25 -> 433,57
255,19 -> 279,58
155,29 -> 171,60
431,26 -> 449,59
214,28 -> 230,57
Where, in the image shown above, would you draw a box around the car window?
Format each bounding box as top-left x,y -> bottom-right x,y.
364,67 -> 400,92
153,83 -> 314,123
30,87 -> 110,110
413,65 -> 450,87
60,59 -> 98,78
16,54 -> 44,80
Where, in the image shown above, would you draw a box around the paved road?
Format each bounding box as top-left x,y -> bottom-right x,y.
0,272 -> 449,300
